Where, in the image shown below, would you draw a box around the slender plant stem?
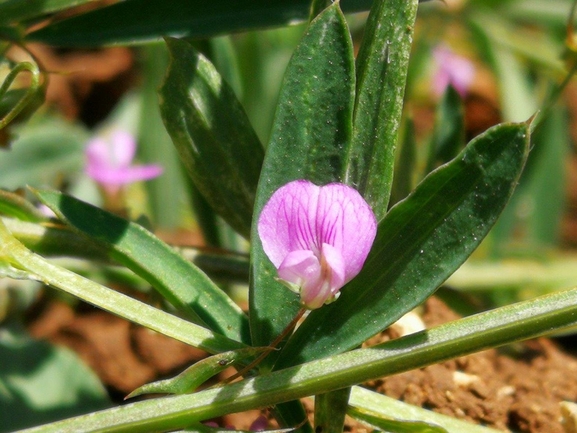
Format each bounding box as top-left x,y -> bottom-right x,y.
222,308 -> 307,384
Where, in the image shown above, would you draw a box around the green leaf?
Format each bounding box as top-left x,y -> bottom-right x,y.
0,190 -> 46,222
348,407 -> 448,433
0,218 -> 245,355
0,324 -> 110,432
468,12 -> 540,122
346,0 -> 418,220
349,387 -> 501,433
138,42 -> 190,229
276,121 -> 531,368
249,1 -> 355,351
0,115 -> 87,189
2,216 -> 251,283
524,107 -> 569,246
126,348 -> 266,399
390,116 -> 417,207
159,37 -> 263,239
26,0 -> 374,47
0,0 -> 96,25
34,189 -> 249,344
20,284 -> 577,432
425,85 -> 466,174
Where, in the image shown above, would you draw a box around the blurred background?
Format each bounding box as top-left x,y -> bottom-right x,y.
1,0 -> 577,430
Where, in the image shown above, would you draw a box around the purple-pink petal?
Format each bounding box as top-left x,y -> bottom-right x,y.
85,130 -> 163,188
433,45 -> 475,97
258,179 -> 376,309
278,249 -> 321,290
86,164 -> 164,185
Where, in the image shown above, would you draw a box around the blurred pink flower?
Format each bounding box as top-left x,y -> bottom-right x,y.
258,180 -> 376,310
433,45 -> 475,97
85,130 -> 162,194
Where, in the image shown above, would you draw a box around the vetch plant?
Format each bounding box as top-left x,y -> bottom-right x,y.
0,0 -> 576,432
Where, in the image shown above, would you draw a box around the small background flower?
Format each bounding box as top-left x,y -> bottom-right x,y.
432,45 -> 475,98
85,129 -> 163,195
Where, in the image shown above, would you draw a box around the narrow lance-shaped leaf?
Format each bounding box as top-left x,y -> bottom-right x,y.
348,387 -> 500,433
0,218 -> 245,355
0,0 -> 96,25
35,189 -> 249,344
160,37 -> 263,239
276,120 -> 531,368
425,85 -> 466,174
26,0 -> 375,47
347,407 -> 448,433
0,190 -> 47,222
345,0 -> 418,220
249,2 -> 355,351
126,348 -> 266,399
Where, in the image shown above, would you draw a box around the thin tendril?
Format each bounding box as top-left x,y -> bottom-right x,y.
220,308 -> 306,385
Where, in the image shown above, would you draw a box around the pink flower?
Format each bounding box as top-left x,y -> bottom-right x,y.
258,180 -> 377,310
85,130 -> 163,194
432,45 -> 475,98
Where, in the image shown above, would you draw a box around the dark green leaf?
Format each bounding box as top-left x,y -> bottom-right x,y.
126,348 -> 266,399
0,0 -> 96,25
26,0 -> 374,47
34,189 -> 250,344
249,2 -> 355,352
390,116 -> 417,207
276,121 -> 531,368
346,0 -> 418,220
425,85 -> 466,173
160,37 -> 263,239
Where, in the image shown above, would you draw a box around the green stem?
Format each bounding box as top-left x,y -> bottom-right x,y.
0,61 -> 43,129
222,308 -> 306,384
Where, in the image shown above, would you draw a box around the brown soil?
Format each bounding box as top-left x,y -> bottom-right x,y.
364,297 -> 577,433
27,299 -> 207,398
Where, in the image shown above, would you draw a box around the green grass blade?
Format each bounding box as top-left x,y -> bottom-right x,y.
349,387 -> 501,433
